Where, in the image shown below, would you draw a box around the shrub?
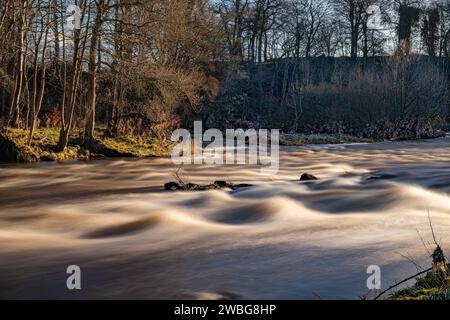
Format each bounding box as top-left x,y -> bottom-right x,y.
206,57 -> 449,140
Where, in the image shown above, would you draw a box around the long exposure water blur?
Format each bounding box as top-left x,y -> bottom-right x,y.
1,138 -> 450,299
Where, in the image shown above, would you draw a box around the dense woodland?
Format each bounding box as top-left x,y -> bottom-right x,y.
1,0 -> 450,152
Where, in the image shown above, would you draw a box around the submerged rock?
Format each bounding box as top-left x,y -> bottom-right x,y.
164,182 -> 182,191
363,172 -> 397,180
164,180 -> 253,192
214,180 -> 228,188
231,183 -> 254,190
300,173 -> 318,181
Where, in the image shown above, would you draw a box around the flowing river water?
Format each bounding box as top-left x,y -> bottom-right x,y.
1,138 -> 450,299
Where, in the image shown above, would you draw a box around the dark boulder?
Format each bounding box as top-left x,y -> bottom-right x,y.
231,183 -> 254,190
185,183 -> 198,190
300,173 -> 318,181
164,182 -> 182,191
213,181 -> 229,188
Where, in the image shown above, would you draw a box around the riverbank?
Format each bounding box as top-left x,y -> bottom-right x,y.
381,245 -> 450,300
279,133 -> 374,146
0,129 -> 376,163
0,128 -> 172,163
279,130 -> 449,147
391,270 -> 449,300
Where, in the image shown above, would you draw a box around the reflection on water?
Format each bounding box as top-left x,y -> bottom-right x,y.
1,138 -> 450,299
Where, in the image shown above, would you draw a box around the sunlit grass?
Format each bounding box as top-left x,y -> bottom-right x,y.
1,128 -> 171,162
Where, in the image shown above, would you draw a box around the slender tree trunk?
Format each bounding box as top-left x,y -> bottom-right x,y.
58,1 -> 90,151
363,23 -> 368,58
58,28 -> 82,151
350,1 -> 358,59
28,6 -> 50,146
51,0 -> 60,65
9,1 -> 28,127
84,0 -> 106,142
108,1 -> 123,136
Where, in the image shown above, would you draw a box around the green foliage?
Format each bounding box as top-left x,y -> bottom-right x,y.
391,272 -> 450,300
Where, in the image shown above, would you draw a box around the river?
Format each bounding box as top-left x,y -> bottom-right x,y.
1,138 -> 450,299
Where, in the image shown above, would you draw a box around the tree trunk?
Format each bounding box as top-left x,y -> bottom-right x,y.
84,1 -> 106,141
58,1 -> 91,152
8,1 -> 28,127
57,27 -> 82,151
350,1 -> 358,59
28,6 -> 50,146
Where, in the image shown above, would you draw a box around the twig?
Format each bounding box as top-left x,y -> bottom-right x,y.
397,251 -> 425,272
428,210 -> 438,246
173,165 -> 188,188
416,229 -> 432,256
373,261 -> 450,300
373,267 -> 433,300
375,212 -> 447,300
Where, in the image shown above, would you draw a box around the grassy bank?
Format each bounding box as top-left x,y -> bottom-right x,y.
1,128 -> 447,163
0,128 -> 172,163
279,130 -> 449,146
390,272 -> 450,300
388,244 -> 449,300
279,133 -> 373,146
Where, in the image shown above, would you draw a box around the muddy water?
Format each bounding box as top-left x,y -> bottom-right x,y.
1,138 -> 450,299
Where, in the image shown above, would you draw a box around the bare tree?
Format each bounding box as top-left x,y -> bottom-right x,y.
28,0 -> 51,145
217,0 -> 249,61
58,0 -> 90,151
8,1 -> 31,127
84,0 -> 110,142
